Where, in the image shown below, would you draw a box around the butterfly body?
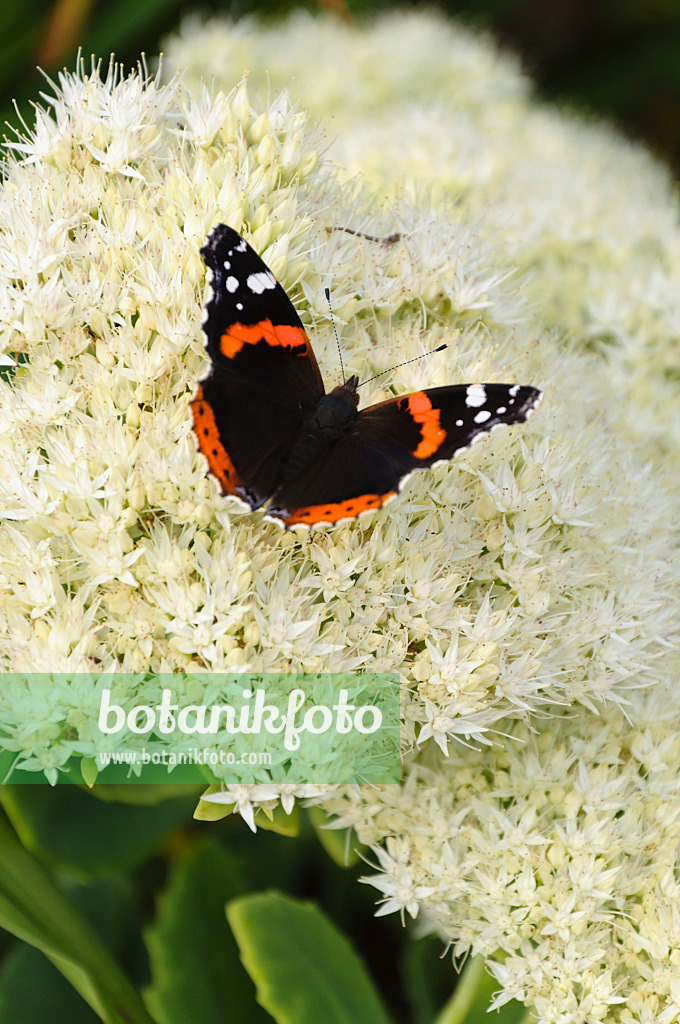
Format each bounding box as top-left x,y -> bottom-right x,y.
281,377 -> 360,482
191,224 -> 541,528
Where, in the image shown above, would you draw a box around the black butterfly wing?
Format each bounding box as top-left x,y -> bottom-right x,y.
191,225 -> 325,507
266,383 -> 541,527
265,426 -> 411,527
361,383 -> 542,466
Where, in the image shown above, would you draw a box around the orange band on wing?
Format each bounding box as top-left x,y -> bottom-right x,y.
191,385 -> 242,495
283,491 -> 397,526
220,319 -> 308,359
406,392 -> 446,459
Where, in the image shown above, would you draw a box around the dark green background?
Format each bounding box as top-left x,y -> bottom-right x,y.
3,0 -> 680,172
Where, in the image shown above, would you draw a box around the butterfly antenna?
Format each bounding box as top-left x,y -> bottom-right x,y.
325,287 -> 346,385
326,225 -> 403,245
358,344 -> 448,388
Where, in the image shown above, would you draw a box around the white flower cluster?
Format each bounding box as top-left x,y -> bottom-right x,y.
160,12 -> 680,1021
3,54 -> 671,762
199,782 -> 333,832
319,687 -> 680,1020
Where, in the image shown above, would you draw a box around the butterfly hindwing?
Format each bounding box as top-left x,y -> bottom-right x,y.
191,225 -> 325,507
265,426 -> 410,527
265,383 -> 541,526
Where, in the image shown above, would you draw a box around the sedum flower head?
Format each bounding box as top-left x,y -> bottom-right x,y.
159,11 -> 680,1019
315,687 -> 680,1022
0,49 -> 676,770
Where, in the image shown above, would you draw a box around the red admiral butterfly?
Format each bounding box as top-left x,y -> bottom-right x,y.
191,225 -> 541,528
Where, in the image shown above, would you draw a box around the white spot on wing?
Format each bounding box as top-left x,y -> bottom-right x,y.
465,384 -> 486,407
223,260 -> 231,269
474,409 -> 492,424
236,302 -> 243,310
226,276 -> 239,293
455,419 -> 463,427
496,406 -> 506,414
509,384 -> 520,397
236,239 -> 248,252
247,271 -> 277,294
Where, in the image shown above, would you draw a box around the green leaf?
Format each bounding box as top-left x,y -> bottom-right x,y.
254,802 -> 300,837
0,816 -> 155,1024
79,758 -> 100,788
0,877 -> 143,1024
145,839 -> 271,1024
194,786 -> 234,822
227,891 -> 394,1024
307,805 -> 360,867
0,942 -> 100,1024
0,784 -> 196,880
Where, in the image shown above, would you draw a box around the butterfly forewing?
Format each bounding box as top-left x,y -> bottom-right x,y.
359,383 -> 542,467
192,225 -> 326,506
